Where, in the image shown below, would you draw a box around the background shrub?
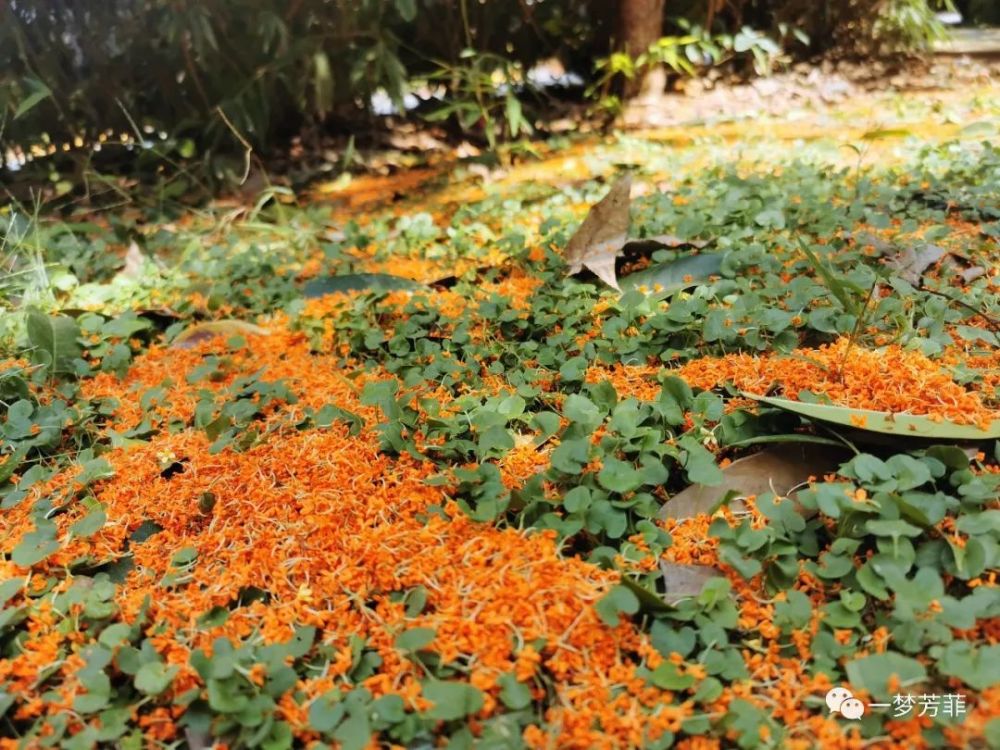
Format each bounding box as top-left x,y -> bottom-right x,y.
0,0 -> 960,168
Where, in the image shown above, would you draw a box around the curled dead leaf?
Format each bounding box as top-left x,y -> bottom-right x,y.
115,241 -> 148,282
620,234 -> 708,255
941,252 -> 988,284
883,243 -> 946,285
564,175 -> 632,290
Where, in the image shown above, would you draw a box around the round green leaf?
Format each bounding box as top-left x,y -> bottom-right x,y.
845,652 -> 926,700
595,584 -> 640,627
498,673 -> 532,710
309,691 -> 346,733
134,662 -> 178,696
422,680 -> 484,721
71,506 -> 108,539
394,627 -> 436,652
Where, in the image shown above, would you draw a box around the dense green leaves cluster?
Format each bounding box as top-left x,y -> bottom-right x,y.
706,446 -> 1000,721
0,0 -> 598,157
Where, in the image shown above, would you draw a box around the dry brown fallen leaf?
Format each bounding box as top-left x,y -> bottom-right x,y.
941,252 -> 987,284
171,320 -> 270,349
564,175 -> 632,290
658,561 -> 724,605
115,241 -> 148,282
654,444 -> 851,602
884,243 -> 946,285
659,444 -> 850,521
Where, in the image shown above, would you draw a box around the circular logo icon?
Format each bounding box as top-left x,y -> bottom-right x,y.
840,697 -> 866,720
825,687 -> 865,720
825,687 -> 853,713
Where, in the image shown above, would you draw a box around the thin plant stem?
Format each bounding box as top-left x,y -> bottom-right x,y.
838,278 -> 879,382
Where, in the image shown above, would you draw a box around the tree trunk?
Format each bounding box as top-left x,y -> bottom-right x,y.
619,0 -> 665,100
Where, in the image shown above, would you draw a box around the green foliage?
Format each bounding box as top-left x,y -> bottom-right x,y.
0,0 -> 590,160
0,0 -> 958,174
759,0 -> 957,54
596,584 -> 641,626
25,310 -> 82,375
422,680 -> 485,721
967,0 -> 1000,24
873,0 -> 956,50
707,448 -> 1000,702
424,52 -> 535,150
590,21 -> 801,116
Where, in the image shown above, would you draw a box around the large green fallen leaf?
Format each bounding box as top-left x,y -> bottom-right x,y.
746,394 -> 1000,440
621,252 -> 726,296
26,310 -> 81,374
171,320 -> 269,349
302,273 -> 422,298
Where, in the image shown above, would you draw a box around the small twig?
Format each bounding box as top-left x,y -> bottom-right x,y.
705,0 -> 719,32
838,277 -> 879,382
459,0 -> 474,49
919,286 -> 1000,334
115,97 -> 212,196
215,106 -> 253,185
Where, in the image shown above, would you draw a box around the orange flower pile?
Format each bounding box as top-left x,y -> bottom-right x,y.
587,338 -> 998,429
0,323 -> 682,749
3,316 -> 995,748
674,338 -> 997,428
498,442 -> 552,489
585,363 -> 663,402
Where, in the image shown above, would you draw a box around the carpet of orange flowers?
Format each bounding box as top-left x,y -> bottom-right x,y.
2,296 -> 997,748
586,337 -> 999,430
